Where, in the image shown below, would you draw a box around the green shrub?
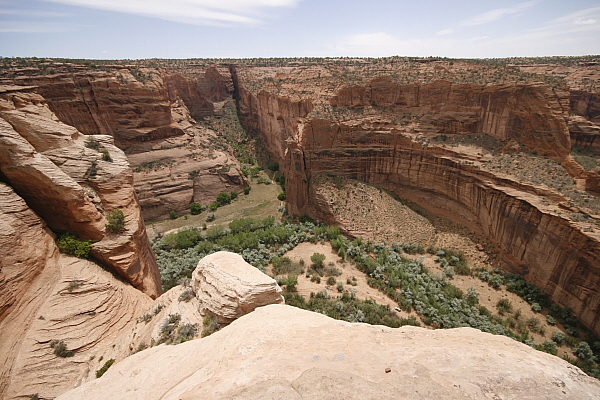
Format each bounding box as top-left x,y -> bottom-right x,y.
244,186 -> 251,195
540,341 -> 558,355
546,315 -> 556,325
178,288 -> 195,302
190,202 -> 204,215
531,302 -> 542,312
272,257 -> 303,276
336,282 -> 344,292
50,340 -> 74,357
169,210 -> 177,220
311,253 -> 326,269
84,160 -> 98,178
216,192 -> 232,206
100,148 -> 112,162
105,209 -> 125,233
208,202 -> 218,211
574,341 -> 596,362
205,212 -> 215,222
311,275 -> 321,283
201,314 -> 220,337
552,331 -> 567,345
277,192 -> 286,201
205,225 -> 224,239
57,233 -> 91,258
230,191 -> 238,200
85,136 -> 101,150
326,276 -> 336,286
66,280 -> 84,292
496,298 -> 513,315
283,274 -> 298,292
268,161 -> 279,171
162,229 -> 202,250
95,359 -> 115,378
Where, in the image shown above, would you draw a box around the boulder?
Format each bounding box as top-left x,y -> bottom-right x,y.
191,251 -> 284,323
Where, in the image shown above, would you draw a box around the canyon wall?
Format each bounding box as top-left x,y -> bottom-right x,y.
0,85 -> 163,399
1,66 -> 246,221
235,71 -> 600,336
0,85 -> 161,296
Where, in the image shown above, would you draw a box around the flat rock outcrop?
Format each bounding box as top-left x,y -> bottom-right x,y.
191,251 -> 284,323
57,304 -> 600,400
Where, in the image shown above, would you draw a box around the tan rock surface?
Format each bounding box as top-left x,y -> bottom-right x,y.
57,304 -> 600,400
0,182 -> 154,400
0,86 -> 161,297
191,251 -> 284,323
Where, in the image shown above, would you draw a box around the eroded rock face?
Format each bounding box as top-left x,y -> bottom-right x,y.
191,251 -> 284,323
330,78 -> 571,161
233,66 -> 600,336
1,66 -> 246,221
0,182 -> 154,400
0,86 -> 161,297
57,304 -> 600,400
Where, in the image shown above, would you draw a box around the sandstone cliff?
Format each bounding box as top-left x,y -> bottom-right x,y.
0,182 -> 154,399
57,304 -> 600,400
0,85 -> 161,296
1,65 -> 247,221
233,64 -> 600,336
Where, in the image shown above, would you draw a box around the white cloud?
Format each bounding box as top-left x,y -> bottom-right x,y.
41,0 -> 300,26
0,9 -> 72,17
437,28 -> 453,35
0,21 -> 80,32
574,18 -> 596,25
461,0 -> 540,26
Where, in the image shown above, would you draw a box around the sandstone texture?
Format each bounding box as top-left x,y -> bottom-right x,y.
57,304 -> 600,400
0,182 -> 154,400
0,85 -> 161,297
232,61 -> 600,336
0,65 -> 247,220
191,251 -> 284,323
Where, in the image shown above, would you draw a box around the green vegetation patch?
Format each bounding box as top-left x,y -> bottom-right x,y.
57,233 -> 92,259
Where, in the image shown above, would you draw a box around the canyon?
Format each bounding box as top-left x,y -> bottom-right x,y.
1,56 -> 599,399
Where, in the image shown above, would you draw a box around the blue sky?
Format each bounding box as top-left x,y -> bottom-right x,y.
0,0 -> 598,59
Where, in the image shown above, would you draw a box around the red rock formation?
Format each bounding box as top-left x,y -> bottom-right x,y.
235,70 -> 600,336
0,85 -> 161,297
330,77 -> 571,161
2,66 -> 247,221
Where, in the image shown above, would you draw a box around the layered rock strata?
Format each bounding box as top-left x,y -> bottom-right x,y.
57,304 -> 600,400
0,85 -> 161,296
1,66 -> 246,220
234,67 -> 600,336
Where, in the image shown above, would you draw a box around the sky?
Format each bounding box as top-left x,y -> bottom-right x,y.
0,0 -> 599,59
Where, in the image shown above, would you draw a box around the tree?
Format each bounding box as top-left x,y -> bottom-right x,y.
105,209 -> 125,233
216,192 -> 231,206
190,202 -> 203,215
